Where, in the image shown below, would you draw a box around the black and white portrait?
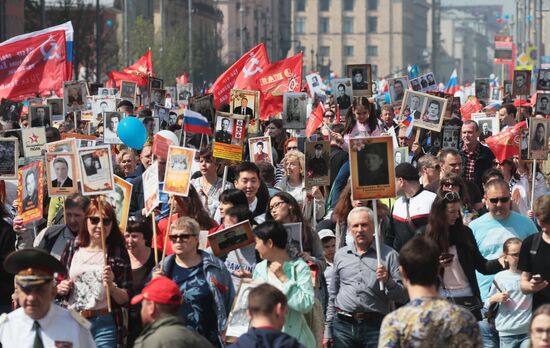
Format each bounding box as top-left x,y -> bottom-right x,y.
215,117 -> 233,144
421,99 -> 442,124
513,70 -> 531,96
63,81 -> 87,113
283,222 -> 302,257
537,69 -> 550,91
149,77 -> 163,90
472,115 -> 499,143
475,78 -> 490,101
0,100 -> 23,123
190,94 -> 215,123
103,112 -> 123,144
120,81 -> 137,100
535,93 -> 550,115
529,119 -> 550,160
356,142 -> 389,186
403,92 -> 426,120
283,92 -> 307,129
388,77 -> 408,106
332,78 -> 353,111
29,106 -> 51,128
504,80 -> 513,96
0,138 -> 17,179
154,106 -> 170,128
47,98 -> 64,122
347,64 -> 372,96
177,83 -> 193,105
149,88 -> 166,108
442,126 -> 460,150
98,88 -> 115,96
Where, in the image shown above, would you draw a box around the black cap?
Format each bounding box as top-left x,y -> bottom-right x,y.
395,163 -> 419,181
4,248 -> 67,288
314,143 -> 323,150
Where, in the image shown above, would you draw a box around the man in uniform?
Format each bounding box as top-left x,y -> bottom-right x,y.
215,118 -> 232,144
0,248 -> 96,347
307,143 -> 328,178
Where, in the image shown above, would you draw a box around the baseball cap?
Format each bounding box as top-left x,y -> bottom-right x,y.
318,229 -> 335,240
131,276 -> 182,305
395,163 -> 419,181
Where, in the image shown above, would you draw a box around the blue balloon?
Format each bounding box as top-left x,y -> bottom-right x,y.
385,92 -> 391,104
117,116 -> 147,150
496,14 -> 501,19
504,14 -> 510,20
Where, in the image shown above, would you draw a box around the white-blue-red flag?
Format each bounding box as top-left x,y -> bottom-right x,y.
445,69 -> 460,95
183,109 -> 212,135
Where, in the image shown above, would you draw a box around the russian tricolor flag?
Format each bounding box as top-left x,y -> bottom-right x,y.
401,115 -> 414,137
445,69 -> 460,95
484,101 -> 502,112
183,110 -> 213,135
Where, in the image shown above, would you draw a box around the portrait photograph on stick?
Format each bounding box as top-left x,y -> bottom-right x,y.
305,140 -> 330,188
332,78 -> 353,113
399,90 -> 426,121
208,220 -> 254,257
393,147 -> 409,166
0,137 -> 18,180
18,161 -> 43,224
388,76 -> 408,106
474,78 -> 490,102
347,64 -> 372,97
230,89 -> 260,134
528,118 -> 550,160
164,146 -> 195,196
92,95 -> 116,125
213,112 -> 247,161
472,114 -> 500,142
535,93 -> 550,115
77,145 -> 115,196
120,80 -> 137,101
46,98 -> 64,123
283,222 -> 302,257
149,88 -> 166,108
306,72 -> 327,103
512,70 -> 531,96
142,160 -> 160,216
349,136 -> 395,200
29,105 -> 51,128
46,152 -> 78,196
0,99 -> 22,123
536,68 -> 550,91
442,126 -> 460,150
103,111 -> 123,144
63,80 -> 87,113
282,92 -> 308,129
248,136 -> 273,165
106,175 -> 133,233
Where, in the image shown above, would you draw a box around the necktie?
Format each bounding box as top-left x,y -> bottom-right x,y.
242,109 -> 245,115
33,321 -> 44,348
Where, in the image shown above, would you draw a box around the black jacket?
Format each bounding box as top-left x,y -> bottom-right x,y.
228,327 -> 305,348
460,143 -> 495,192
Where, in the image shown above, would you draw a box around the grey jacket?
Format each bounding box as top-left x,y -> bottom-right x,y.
133,315 -> 214,348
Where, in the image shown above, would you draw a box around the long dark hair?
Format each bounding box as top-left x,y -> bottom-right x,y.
436,172 -> 472,210
343,97 -> 377,134
175,185 -> 215,230
426,193 -> 464,253
265,191 -> 312,249
332,182 -> 353,223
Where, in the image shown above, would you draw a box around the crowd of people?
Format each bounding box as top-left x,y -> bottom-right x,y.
0,77 -> 550,348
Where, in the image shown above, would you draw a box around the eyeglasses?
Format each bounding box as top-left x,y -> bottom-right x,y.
269,201 -> 286,212
441,181 -> 458,188
287,146 -> 298,151
533,327 -> 550,337
488,197 -> 510,204
324,114 -> 335,119
88,216 -> 112,225
169,234 -> 196,242
443,191 -> 461,202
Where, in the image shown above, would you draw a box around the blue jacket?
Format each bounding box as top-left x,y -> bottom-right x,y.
228,327 -> 305,348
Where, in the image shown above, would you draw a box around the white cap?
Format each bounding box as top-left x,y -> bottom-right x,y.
318,229 -> 335,240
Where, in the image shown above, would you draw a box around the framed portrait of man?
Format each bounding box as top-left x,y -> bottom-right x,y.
140,116 -> 160,139
388,76 -> 408,106
472,114 -> 499,143
45,152 -> 78,196
248,136 -> 273,165
177,83 -> 193,105
164,146 -> 195,196
306,73 -> 327,102
63,81 -> 88,113
149,88 -> 166,108
103,112 -> 123,144
332,78 -> 353,113
208,220 -> 254,257
98,88 -> 115,96
18,161 -> 43,224
190,93 -> 216,124
92,96 -> 116,125
347,64 -> 372,97
349,136 -> 395,200
149,77 -> 164,90
154,106 -> 170,129
399,90 -> 426,121
106,175 -> 133,233
1,99 -> 23,124
46,98 -> 64,123
528,118 -> 550,160
535,93 -> 550,115
400,91 -> 447,132
475,78 -> 491,102
410,73 -> 437,93
47,138 -> 77,153
503,80 -> 513,96
213,113 -> 247,161
512,70 -> 531,96
305,140 -> 330,188
537,69 -> 550,91
0,137 -> 18,180
120,80 -> 137,101
29,105 -> 51,128
78,145 -> 115,196
283,222 -> 303,257
230,89 -> 260,134
282,92 -> 308,129
393,147 -> 409,166
142,160 -> 160,216
214,116 -> 234,144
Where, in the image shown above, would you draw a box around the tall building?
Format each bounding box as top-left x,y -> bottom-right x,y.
217,0 -> 291,64
0,0 -> 24,41
289,0 -> 429,78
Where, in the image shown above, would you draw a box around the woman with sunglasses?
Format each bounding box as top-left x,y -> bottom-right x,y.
275,150 -> 325,224
58,200 -> 132,348
425,192 -> 503,321
159,216 -> 234,347
437,173 -> 477,224
252,221 -> 315,348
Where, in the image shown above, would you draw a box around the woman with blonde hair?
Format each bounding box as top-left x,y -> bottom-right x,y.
115,148 -> 137,182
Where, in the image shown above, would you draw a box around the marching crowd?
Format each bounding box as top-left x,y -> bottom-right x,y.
0,86 -> 550,348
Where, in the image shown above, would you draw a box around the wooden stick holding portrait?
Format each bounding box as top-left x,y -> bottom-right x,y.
372,200 -> 384,291
97,198 -> 112,312
161,196 -> 176,271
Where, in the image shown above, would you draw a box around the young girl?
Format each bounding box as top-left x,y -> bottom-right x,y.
486,238 -> 532,348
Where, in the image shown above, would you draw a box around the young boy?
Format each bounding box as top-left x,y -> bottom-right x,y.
486,238 -> 532,348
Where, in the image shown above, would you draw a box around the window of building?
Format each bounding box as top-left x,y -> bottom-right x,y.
343,0 -> 354,11
371,64 -> 378,79
368,0 -> 378,11
344,46 -> 354,56
319,17 -> 329,33
367,45 -> 378,56
368,16 -> 378,33
295,17 -> 306,33
319,46 -> 330,57
343,17 -> 354,33
296,0 -> 306,12
320,0 -> 330,11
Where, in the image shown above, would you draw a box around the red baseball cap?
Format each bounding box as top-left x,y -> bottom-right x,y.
131,276 -> 182,305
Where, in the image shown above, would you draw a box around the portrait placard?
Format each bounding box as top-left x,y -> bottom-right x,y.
92,96 -> 117,126
190,93 -> 215,123
103,112 -> 123,144
305,140 -> 330,188
503,80 -> 513,96
282,92 -> 308,129
388,76 -> 408,106
149,88 -> 166,108
528,118 -> 550,160
46,153 -> 78,196
29,105 -> 51,128
177,83 -> 193,106
149,77 -> 164,90
0,137 -> 18,180
142,160 -> 160,216
46,98 -> 64,123
21,127 -> 47,157
106,175 -> 133,233
164,146 -> 195,196
512,70 -> 531,96
409,72 -> 437,93
213,113 -> 247,161
120,80 -> 137,101
63,81 -> 88,113
399,90 -> 447,132
535,93 -> 550,115
154,106 -> 170,128
306,73 -> 327,102
442,126 -> 460,150
349,136 -> 395,200
332,78 -> 353,114
1,99 -> 23,123
347,64 -> 372,97
283,222 -> 302,257
18,161 -> 43,224
47,138 -> 77,153
230,89 -> 260,134
98,88 -> 115,96
248,136 -> 273,165
208,220 -> 254,257
78,146 -> 115,196
225,279 -> 260,339
536,69 -> 550,91
475,78 -> 491,102
393,147 -> 409,166
88,83 -> 103,96
472,114 -> 500,142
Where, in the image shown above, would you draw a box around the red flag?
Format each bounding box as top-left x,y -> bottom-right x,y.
108,49 -> 153,88
306,102 -> 326,137
176,71 -> 188,85
459,97 -> 482,120
255,53 -> 303,120
0,30 -> 67,100
485,121 -> 527,163
208,43 -> 268,109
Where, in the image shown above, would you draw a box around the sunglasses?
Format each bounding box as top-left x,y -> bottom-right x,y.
88,216 -> 112,225
287,146 -> 298,151
169,234 -> 196,242
429,164 -> 441,171
488,197 -> 510,204
441,181 -> 458,188
443,191 -> 461,202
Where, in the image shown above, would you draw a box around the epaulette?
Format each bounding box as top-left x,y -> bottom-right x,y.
68,309 -> 91,330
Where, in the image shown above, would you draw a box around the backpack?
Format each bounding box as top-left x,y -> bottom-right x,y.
530,232 -> 543,265
40,225 -> 68,253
